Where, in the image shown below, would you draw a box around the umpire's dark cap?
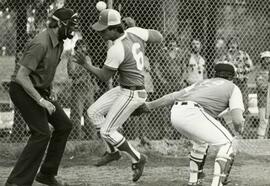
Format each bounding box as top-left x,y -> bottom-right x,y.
214,61 -> 236,76
52,8 -> 78,25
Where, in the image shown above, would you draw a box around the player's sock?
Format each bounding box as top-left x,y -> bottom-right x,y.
116,139 -> 140,163
105,140 -> 117,153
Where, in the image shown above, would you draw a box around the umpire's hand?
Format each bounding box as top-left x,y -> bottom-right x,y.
39,98 -> 56,115
132,103 -> 151,116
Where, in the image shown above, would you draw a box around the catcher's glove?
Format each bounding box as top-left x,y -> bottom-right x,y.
132,103 -> 151,116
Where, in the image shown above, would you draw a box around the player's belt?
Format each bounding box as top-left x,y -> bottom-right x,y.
175,101 -> 200,108
121,85 -> 145,90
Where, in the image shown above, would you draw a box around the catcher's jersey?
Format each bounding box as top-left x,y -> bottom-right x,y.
104,27 -> 148,87
176,78 -> 244,117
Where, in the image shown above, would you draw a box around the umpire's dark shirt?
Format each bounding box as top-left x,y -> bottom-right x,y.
13,28 -> 64,89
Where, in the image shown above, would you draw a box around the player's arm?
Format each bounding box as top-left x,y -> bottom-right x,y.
147,89 -> 187,110
147,29 -> 163,43
70,51 -> 115,82
80,56 -> 116,82
127,27 -> 163,43
230,108 -> 244,134
229,85 -> 245,134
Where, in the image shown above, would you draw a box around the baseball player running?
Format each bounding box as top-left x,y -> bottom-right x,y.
135,62 -> 245,186
73,9 -> 163,182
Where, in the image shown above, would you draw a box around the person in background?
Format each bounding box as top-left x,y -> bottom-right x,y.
151,33 -> 184,140
255,51 -> 270,139
220,37 -> 253,112
67,39 -> 98,140
182,38 -> 207,87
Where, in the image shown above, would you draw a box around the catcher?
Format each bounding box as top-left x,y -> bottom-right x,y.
133,61 -> 245,186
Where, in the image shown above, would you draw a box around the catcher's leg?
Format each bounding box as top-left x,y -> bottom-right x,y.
212,143 -> 235,186
188,142 -> 209,185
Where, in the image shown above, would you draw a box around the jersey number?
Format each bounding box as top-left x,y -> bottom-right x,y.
132,43 -> 144,71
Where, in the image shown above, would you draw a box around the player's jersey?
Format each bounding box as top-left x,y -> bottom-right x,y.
104,27 -> 149,87
176,78 -> 244,117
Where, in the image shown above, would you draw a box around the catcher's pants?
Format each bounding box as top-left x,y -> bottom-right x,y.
87,86 -> 147,145
171,101 -> 233,145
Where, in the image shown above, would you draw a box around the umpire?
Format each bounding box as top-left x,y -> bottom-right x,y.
5,8 -> 78,186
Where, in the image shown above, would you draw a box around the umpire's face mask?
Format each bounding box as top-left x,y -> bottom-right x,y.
58,15 -> 78,40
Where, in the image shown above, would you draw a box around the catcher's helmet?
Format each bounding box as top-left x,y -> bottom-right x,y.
214,61 -> 236,80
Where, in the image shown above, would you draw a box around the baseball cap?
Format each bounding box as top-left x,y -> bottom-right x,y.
260,51 -> 270,58
92,9 -> 121,31
214,61 -> 236,76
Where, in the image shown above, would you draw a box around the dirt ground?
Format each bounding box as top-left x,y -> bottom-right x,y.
0,140 -> 270,186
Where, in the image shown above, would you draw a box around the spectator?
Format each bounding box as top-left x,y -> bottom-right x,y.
220,37 -> 253,111
255,51 -> 270,139
150,33 -> 184,140
67,39 -> 98,140
160,33 -> 185,93
182,38 -> 207,87
215,38 -> 226,62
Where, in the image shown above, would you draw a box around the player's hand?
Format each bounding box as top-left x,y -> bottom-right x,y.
233,122 -> 244,135
132,103 -> 151,116
73,50 -> 89,66
39,98 -> 56,115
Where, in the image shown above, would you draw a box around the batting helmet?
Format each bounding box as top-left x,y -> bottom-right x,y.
214,61 -> 236,80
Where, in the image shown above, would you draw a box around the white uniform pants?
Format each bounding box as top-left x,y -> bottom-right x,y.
171,101 -> 233,145
87,86 -> 147,145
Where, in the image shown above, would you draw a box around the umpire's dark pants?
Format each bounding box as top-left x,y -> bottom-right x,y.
7,82 -> 73,186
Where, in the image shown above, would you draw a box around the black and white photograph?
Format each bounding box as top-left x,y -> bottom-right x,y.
0,0 -> 269,185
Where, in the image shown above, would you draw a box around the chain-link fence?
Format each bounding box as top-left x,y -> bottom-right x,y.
0,0 -> 270,153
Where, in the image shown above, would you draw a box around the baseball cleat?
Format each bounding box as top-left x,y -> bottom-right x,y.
35,172 -> 66,186
94,151 -> 121,167
132,154 -> 147,182
223,178 -> 232,185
